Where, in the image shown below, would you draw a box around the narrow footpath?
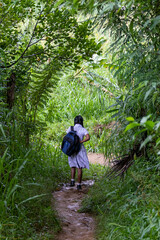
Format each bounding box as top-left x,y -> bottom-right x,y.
53,180 -> 95,240
53,153 -> 107,240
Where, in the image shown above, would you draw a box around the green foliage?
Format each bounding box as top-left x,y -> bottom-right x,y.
81,158 -> 160,239
64,0 -> 160,161
125,115 -> 160,154
0,0 -> 101,149
83,163 -> 106,182
0,99 -> 69,238
0,139 -> 70,239
37,66 -> 118,153
1,0 -> 160,239
0,1 -> 100,68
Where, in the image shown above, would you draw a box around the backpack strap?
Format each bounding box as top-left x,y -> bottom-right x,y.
71,126 -> 74,131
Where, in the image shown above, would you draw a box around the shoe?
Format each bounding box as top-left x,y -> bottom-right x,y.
70,180 -> 75,187
77,184 -> 82,190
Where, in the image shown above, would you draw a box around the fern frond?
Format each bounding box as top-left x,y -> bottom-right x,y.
29,62 -> 62,112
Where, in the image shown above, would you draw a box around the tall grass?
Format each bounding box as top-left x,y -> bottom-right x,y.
0,119 -> 71,239
80,157 -> 160,240
0,113 -> 108,239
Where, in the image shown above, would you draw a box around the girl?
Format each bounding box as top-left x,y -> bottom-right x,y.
66,115 -> 90,190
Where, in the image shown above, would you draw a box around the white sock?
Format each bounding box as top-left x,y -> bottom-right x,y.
71,179 -> 75,181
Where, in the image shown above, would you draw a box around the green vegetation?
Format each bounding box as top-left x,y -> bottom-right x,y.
81,158 -> 160,239
1,0 -> 160,239
0,140 -> 70,238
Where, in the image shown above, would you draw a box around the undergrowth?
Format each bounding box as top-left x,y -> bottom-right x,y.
80,157 -> 160,240
0,137 -> 106,239
0,145 -> 70,239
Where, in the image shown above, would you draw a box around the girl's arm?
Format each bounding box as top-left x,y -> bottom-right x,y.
80,134 -> 90,143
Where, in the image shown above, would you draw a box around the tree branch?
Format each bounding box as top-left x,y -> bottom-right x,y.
22,52 -> 43,58
28,38 -> 46,47
0,9 -> 44,69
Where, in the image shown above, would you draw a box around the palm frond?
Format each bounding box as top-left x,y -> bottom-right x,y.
106,144 -> 143,179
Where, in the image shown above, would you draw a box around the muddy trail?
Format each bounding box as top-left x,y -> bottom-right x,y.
53,153 -> 107,240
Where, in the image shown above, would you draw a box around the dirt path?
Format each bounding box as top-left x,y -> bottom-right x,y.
53,153 -> 106,240
88,152 -> 108,165
53,180 -> 95,240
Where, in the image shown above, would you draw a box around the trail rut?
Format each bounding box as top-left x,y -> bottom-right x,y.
54,153 -> 107,240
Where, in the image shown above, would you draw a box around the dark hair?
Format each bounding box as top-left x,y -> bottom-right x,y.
74,115 -> 84,127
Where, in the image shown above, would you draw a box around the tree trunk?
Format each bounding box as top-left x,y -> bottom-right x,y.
7,72 -> 16,109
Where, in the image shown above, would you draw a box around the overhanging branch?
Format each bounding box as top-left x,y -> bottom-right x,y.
0,9 -> 44,69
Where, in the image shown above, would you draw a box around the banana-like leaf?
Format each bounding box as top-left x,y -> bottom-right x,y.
124,122 -> 140,132
144,121 -> 155,131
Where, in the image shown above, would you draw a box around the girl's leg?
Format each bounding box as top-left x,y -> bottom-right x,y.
71,167 -> 76,179
77,168 -> 82,190
77,168 -> 82,184
70,167 -> 76,187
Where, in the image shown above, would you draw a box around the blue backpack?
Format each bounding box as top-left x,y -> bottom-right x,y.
61,126 -> 81,156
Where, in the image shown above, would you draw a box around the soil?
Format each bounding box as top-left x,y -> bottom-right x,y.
88,152 -> 108,166
53,153 -> 107,240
